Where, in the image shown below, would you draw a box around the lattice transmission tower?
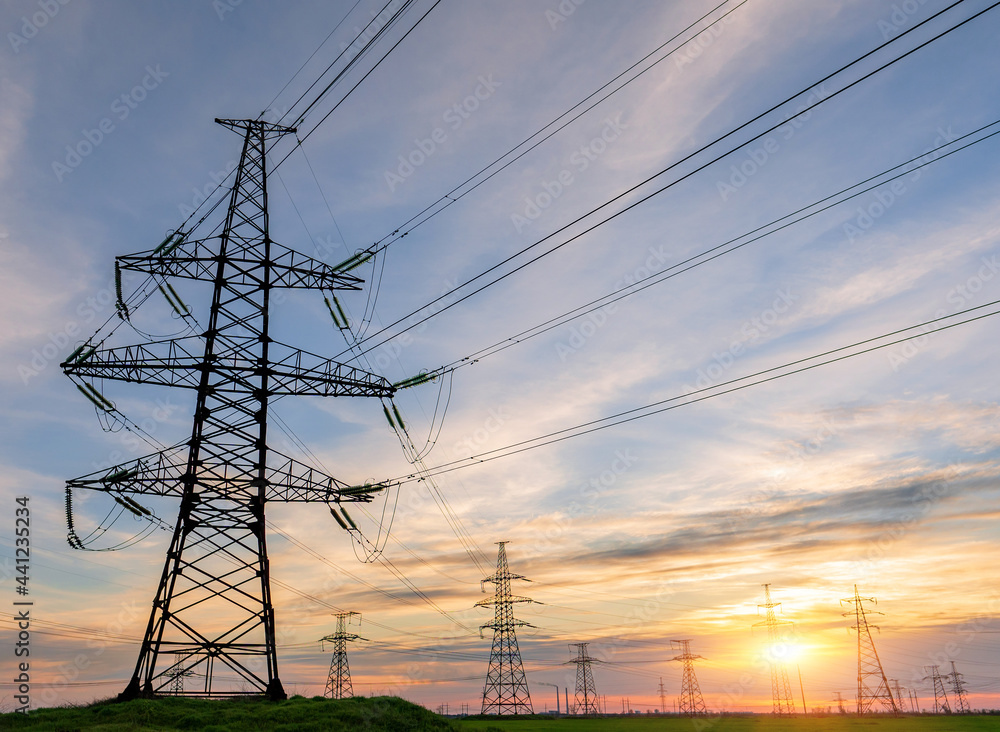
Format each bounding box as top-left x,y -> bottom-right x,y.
321,611 -> 364,699
753,584 -> 795,715
947,661 -> 970,713
841,586 -> 899,715
476,542 -> 533,715
568,643 -> 600,715
62,118 -> 394,699
165,653 -> 194,695
670,639 -> 707,714
924,665 -> 951,714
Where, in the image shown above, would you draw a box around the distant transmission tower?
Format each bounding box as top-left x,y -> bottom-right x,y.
833,691 -> 847,714
753,584 -> 795,715
947,661 -> 970,713
321,612 -> 364,699
62,118 -> 394,699
165,653 -> 194,695
658,676 -> 667,713
670,639 -> 707,715
924,665 -> 951,714
476,542 -> 533,715
841,586 -> 899,715
568,643 -> 600,715
889,679 -> 908,714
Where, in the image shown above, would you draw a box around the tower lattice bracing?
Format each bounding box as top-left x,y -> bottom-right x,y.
476,542 -> 533,715
753,584 -> 795,715
948,661 -> 970,713
321,612 -> 363,699
62,119 -> 394,699
569,643 -> 600,715
842,586 -> 899,715
671,639 -> 707,714
924,665 -> 951,714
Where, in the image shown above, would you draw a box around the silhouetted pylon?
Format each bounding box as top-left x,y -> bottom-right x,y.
568,643 -> 600,715
320,611 -> 363,699
841,586 -> 899,715
753,584 -> 795,715
947,661 -> 970,713
476,542 -> 533,715
670,639 -> 707,714
924,665 -> 951,714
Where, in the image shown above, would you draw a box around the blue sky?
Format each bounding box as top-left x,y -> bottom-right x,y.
2,0 -> 1000,714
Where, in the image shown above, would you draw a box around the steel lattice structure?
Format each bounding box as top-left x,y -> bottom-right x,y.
671,639 -> 707,715
753,584 -> 796,715
321,612 -> 363,699
476,542 -> 533,715
569,643 -> 599,715
948,661 -> 970,713
842,585 -> 899,715
924,665 -> 951,714
62,119 -> 394,699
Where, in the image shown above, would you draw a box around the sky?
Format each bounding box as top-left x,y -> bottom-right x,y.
2,0 -> 1000,716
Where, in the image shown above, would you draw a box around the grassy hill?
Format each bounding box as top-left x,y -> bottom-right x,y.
4,699 -> 1000,732
0,695 -> 462,731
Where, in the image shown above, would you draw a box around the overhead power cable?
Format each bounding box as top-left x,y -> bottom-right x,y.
390,297 -> 1000,483
435,119 -> 1000,373
337,0 -> 992,361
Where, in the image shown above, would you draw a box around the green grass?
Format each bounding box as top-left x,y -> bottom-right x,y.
0,695 -> 462,731
4,698 -> 1000,731
457,714 -> 1000,732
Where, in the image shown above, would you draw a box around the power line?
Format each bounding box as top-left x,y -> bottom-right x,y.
390,296 -> 1000,483
338,0 -> 990,361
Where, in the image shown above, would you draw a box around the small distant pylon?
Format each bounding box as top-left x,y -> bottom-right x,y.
923,665 -> 951,714
947,661 -> 970,713
476,542 -> 533,715
568,643 -> 600,715
658,676 -> 667,713
753,584 -> 795,715
833,691 -> 847,714
841,586 -> 899,716
889,679 -> 908,714
165,653 -> 194,695
670,639 -> 707,715
320,611 -> 364,699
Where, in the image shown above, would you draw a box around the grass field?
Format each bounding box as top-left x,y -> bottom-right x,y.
458,714 -> 1000,732
2,698 -> 1000,731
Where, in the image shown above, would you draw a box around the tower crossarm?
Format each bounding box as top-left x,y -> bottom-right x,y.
475,593 -> 533,608
63,338 -> 395,398
66,446 -> 392,503
117,239 -> 365,291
